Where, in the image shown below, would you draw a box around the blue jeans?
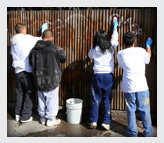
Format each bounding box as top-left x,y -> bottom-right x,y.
90,73 -> 114,124
125,90 -> 153,137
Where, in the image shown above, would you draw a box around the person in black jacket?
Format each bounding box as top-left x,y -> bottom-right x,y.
29,30 -> 66,127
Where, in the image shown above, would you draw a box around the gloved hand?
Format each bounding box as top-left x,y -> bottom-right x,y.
146,37 -> 153,49
41,23 -> 48,33
113,17 -> 118,31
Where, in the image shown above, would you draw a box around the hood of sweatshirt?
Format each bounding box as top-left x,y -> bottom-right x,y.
34,40 -> 52,50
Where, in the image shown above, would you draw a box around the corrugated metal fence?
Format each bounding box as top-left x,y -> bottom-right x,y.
7,8 -> 157,113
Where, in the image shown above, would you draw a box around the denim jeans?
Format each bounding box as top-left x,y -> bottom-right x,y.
125,90 -> 153,137
90,73 -> 114,124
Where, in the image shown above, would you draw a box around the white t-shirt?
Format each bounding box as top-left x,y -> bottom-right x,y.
10,34 -> 41,73
117,47 -> 150,93
88,30 -> 118,74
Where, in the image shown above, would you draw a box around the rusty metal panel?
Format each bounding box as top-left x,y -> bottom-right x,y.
7,8 -> 157,113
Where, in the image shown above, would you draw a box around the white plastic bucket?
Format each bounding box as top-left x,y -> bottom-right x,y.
66,98 -> 83,124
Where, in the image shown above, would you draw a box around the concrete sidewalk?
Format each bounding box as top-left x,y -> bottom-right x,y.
7,106 -> 157,137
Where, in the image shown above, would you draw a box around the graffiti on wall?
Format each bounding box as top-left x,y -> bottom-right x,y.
44,13 -> 142,35
109,13 -> 142,35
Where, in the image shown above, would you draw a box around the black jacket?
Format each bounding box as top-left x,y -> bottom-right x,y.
29,40 -> 66,91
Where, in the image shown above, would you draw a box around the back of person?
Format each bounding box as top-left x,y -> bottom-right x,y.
90,45 -> 115,73
29,30 -> 66,127
88,30 -> 118,74
88,18 -> 119,131
10,33 -> 41,73
117,31 -> 153,137
10,23 -> 41,123
118,47 -> 150,92
29,40 -> 66,91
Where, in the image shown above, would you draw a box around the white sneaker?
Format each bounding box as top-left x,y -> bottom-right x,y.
21,116 -> 33,123
46,119 -> 61,127
101,123 -> 110,130
15,114 -> 20,122
90,122 -> 97,129
40,117 -> 46,125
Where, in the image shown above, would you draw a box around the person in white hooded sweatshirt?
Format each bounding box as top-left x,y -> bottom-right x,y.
88,18 -> 118,130
10,23 -> 42,123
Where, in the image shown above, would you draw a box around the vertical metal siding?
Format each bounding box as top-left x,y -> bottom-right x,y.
7,8 -> 157,113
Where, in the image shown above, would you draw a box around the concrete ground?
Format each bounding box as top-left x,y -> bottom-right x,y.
7,106 -> 157,137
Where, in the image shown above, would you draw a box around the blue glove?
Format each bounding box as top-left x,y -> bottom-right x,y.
113,17 -> 118,31
41,23 -> 48,33
146,38 -> 153,49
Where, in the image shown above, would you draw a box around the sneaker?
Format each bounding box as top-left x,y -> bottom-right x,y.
101,123 -> 110,131
40,117 -> 46,125
15,114 -> 20,122
46,119 -> 61,127
90,122 -> 97,129
21,116 -> 33,123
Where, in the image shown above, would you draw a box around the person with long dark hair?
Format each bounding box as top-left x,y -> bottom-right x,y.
88,18 -> 118,130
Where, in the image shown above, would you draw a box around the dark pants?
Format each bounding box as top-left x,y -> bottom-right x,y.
90,73 -> 114,124
15,71 -> 36,120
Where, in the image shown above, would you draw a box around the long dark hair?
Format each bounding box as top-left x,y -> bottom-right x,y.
93,30 -> 112,53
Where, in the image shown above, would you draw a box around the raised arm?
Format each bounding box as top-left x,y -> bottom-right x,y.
28,23 -> 47,44
146,37 -> 153,58
110,17 -> 119,50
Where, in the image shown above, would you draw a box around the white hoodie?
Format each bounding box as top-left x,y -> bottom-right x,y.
88,30 -> 118,74
10,34 -> 41,73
